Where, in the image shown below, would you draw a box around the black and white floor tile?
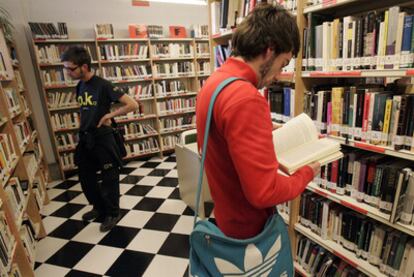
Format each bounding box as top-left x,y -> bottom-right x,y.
35,154 -> 205,277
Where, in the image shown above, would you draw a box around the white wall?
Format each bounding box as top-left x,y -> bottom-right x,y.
1,0 -> 208,179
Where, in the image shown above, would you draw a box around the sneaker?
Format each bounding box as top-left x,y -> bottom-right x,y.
82,209 -> 100,221
100,214 -> 121,232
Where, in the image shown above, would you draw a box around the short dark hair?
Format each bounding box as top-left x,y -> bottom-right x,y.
231,3 -> 300,61
61,46 -> 91,71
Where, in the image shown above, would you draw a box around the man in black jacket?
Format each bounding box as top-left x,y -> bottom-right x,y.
61,46 -> 138,232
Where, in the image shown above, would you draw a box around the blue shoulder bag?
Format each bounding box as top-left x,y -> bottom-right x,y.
189,77 -> 294,277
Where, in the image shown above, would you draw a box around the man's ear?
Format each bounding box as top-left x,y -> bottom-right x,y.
263,47 -> 274,60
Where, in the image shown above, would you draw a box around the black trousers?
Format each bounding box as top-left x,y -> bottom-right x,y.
75,129 -> 121,217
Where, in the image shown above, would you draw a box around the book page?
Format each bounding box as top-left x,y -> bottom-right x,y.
273,113 -> 318,155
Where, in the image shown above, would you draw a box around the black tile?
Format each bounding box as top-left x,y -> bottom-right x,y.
204,202 -> 215,218
34,262 -> 42,270
133,197 -> 164,211
158,233 -> 190,258
140,161 -> 161,168
120,175 -> 143,184
53,180 -> 79,190
106,250 -> 154,277
50,203 -> 85,218
164,156 -> 176,163
46,241 -> 94,268
93,208 -> 128,223
120,167 -> 137,174
183,207 -> 195,216
125,185 -> 153,196
99,226 -> 139,248
143,213 -> 180,232
52,190 -> 82,202
157,177 -> 179,187
48,219 -> 89,239
168,188 -> 181,200
148,169 -> 171,177
65,270 -> 101,277
208,218 -> 217,225
183,266 -> 189,277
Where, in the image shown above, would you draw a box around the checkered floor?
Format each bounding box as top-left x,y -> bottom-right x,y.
35,154 -> 210,277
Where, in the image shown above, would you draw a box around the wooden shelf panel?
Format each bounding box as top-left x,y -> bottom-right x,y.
155,92 -> 197,100
304,0 -> 359,14
302,69 -> 414,78
160,125 -> 195,135
124,150 -> 161,160
158,109 -> 196,118
124,133 -> 159,142
116,114 -> 157,124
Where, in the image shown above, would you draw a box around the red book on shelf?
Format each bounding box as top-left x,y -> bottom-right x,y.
128,24 -> 148,38
169,26 -> 187,38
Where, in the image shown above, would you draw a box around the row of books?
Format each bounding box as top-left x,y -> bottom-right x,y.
101,65 -> 151,81
296,235 -> 366,277
313,148 -> 414,226
95,24 -> 114,39
119,84 -> 153,100
51,112 -> 80,130
13,121 -> 31,150
41,69 -> 76,87
154,80 -> 187,96
162,135 -> 180,149
0,134 -> 17,183
214,44 -> 231,69
19,218 -> 36,267
56,133 -> 78,150
157,98 -> 196,115
122,123 -> 157,138
303,84 -> 414,151
125,138 -> 160,156
152,62 -> 194,77
3,88 -> 21,115
303,6 -> 414,71
99,44 -> 148,61
23,153 -> 39,183
114,101 -> 153,119
35,44 -> 96,64
47,91 -> 77,109
196,61 -> 211,74
268,85 -> 296,123
129,24 -> 209,39
5,178 -> 25,223
60,152 -> 75,170
14,71 -> 24,91
151,43 -> 194,59
190,24 -> 209,39
28,22 -> 68,39
159,115 -> 195,132
300,191 -> 414,276
0,211 -> 14,274
196,43 -> 210,57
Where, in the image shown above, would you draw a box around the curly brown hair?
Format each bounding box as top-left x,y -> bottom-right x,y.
231,3 -> 300,61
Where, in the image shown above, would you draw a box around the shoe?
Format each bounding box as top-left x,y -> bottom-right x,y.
82,209 -> 100,221
100,214 -> 121,232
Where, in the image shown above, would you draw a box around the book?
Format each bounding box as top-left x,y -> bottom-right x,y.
273,113 -> 343,175
169,26 -> 187,38
128,24 -> 148,38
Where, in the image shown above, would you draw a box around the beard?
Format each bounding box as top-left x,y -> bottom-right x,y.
257,54 -> 277,89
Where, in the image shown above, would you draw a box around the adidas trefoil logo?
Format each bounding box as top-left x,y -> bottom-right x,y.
214,236 -> 287,277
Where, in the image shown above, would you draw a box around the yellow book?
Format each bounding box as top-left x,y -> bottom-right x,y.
331,87 -> 344,136
381,99 -> 393,146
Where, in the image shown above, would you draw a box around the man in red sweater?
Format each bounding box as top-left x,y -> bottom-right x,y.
196,3 -> 320,239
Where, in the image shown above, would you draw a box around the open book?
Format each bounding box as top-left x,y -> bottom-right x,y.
273,113 -> 343,175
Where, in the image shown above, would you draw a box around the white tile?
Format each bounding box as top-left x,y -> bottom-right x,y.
149,156 -> 165,162
40,201 -> 66,216
120,195 -> 142,209
74,245 -> 123,275
130,167 -> 153,176
119,174 -> 127,181
42,216 -> 67,234
72,222 -> 108,244
46,189 -> 65,200
117,210 -> 153,229
119,183 -> 134,194
156,162 -> 176,169
146,187 -> 175,199
47,180 -> 63,188
35,263 -> 71,277
126,229 -> 169,253
137,176 -> 163,186
171,215 -> 194,235
156,199 -> 187,215
35,237 -> 68,263
143,255 -> 188,277
68,175 -> 79,181
126,160 -> 145,167
70,183 -> 82,192
70,205 -> 93,221
165,169 -> 178,178
70,194 -> 88,205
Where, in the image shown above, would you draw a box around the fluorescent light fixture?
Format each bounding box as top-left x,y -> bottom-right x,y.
149,0 -> 207,5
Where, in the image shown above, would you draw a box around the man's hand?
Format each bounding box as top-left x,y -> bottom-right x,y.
307,161 -> 321,177
97,113 -> 112,128
272,122 -> 282,130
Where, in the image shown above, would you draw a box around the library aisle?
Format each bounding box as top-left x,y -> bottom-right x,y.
35,153 -> 206,277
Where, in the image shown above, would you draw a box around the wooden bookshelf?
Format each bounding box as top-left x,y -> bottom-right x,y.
31,35 -> 209,177
0,27 -> 49,277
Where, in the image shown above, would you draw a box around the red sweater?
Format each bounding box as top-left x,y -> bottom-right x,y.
196,58 -> 314,239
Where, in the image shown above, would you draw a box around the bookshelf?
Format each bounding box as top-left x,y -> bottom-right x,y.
208,0 -> 414,276
31,34 -> 210,177
0,28 -> 49,277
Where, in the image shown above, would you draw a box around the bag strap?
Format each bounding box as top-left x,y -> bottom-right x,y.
194,77 -> 244,226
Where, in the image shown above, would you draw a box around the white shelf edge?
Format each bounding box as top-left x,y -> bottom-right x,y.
304,0 -> 359,14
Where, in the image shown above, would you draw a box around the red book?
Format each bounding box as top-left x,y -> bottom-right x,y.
128,24 -> 148,38
169,26 -> 187,38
